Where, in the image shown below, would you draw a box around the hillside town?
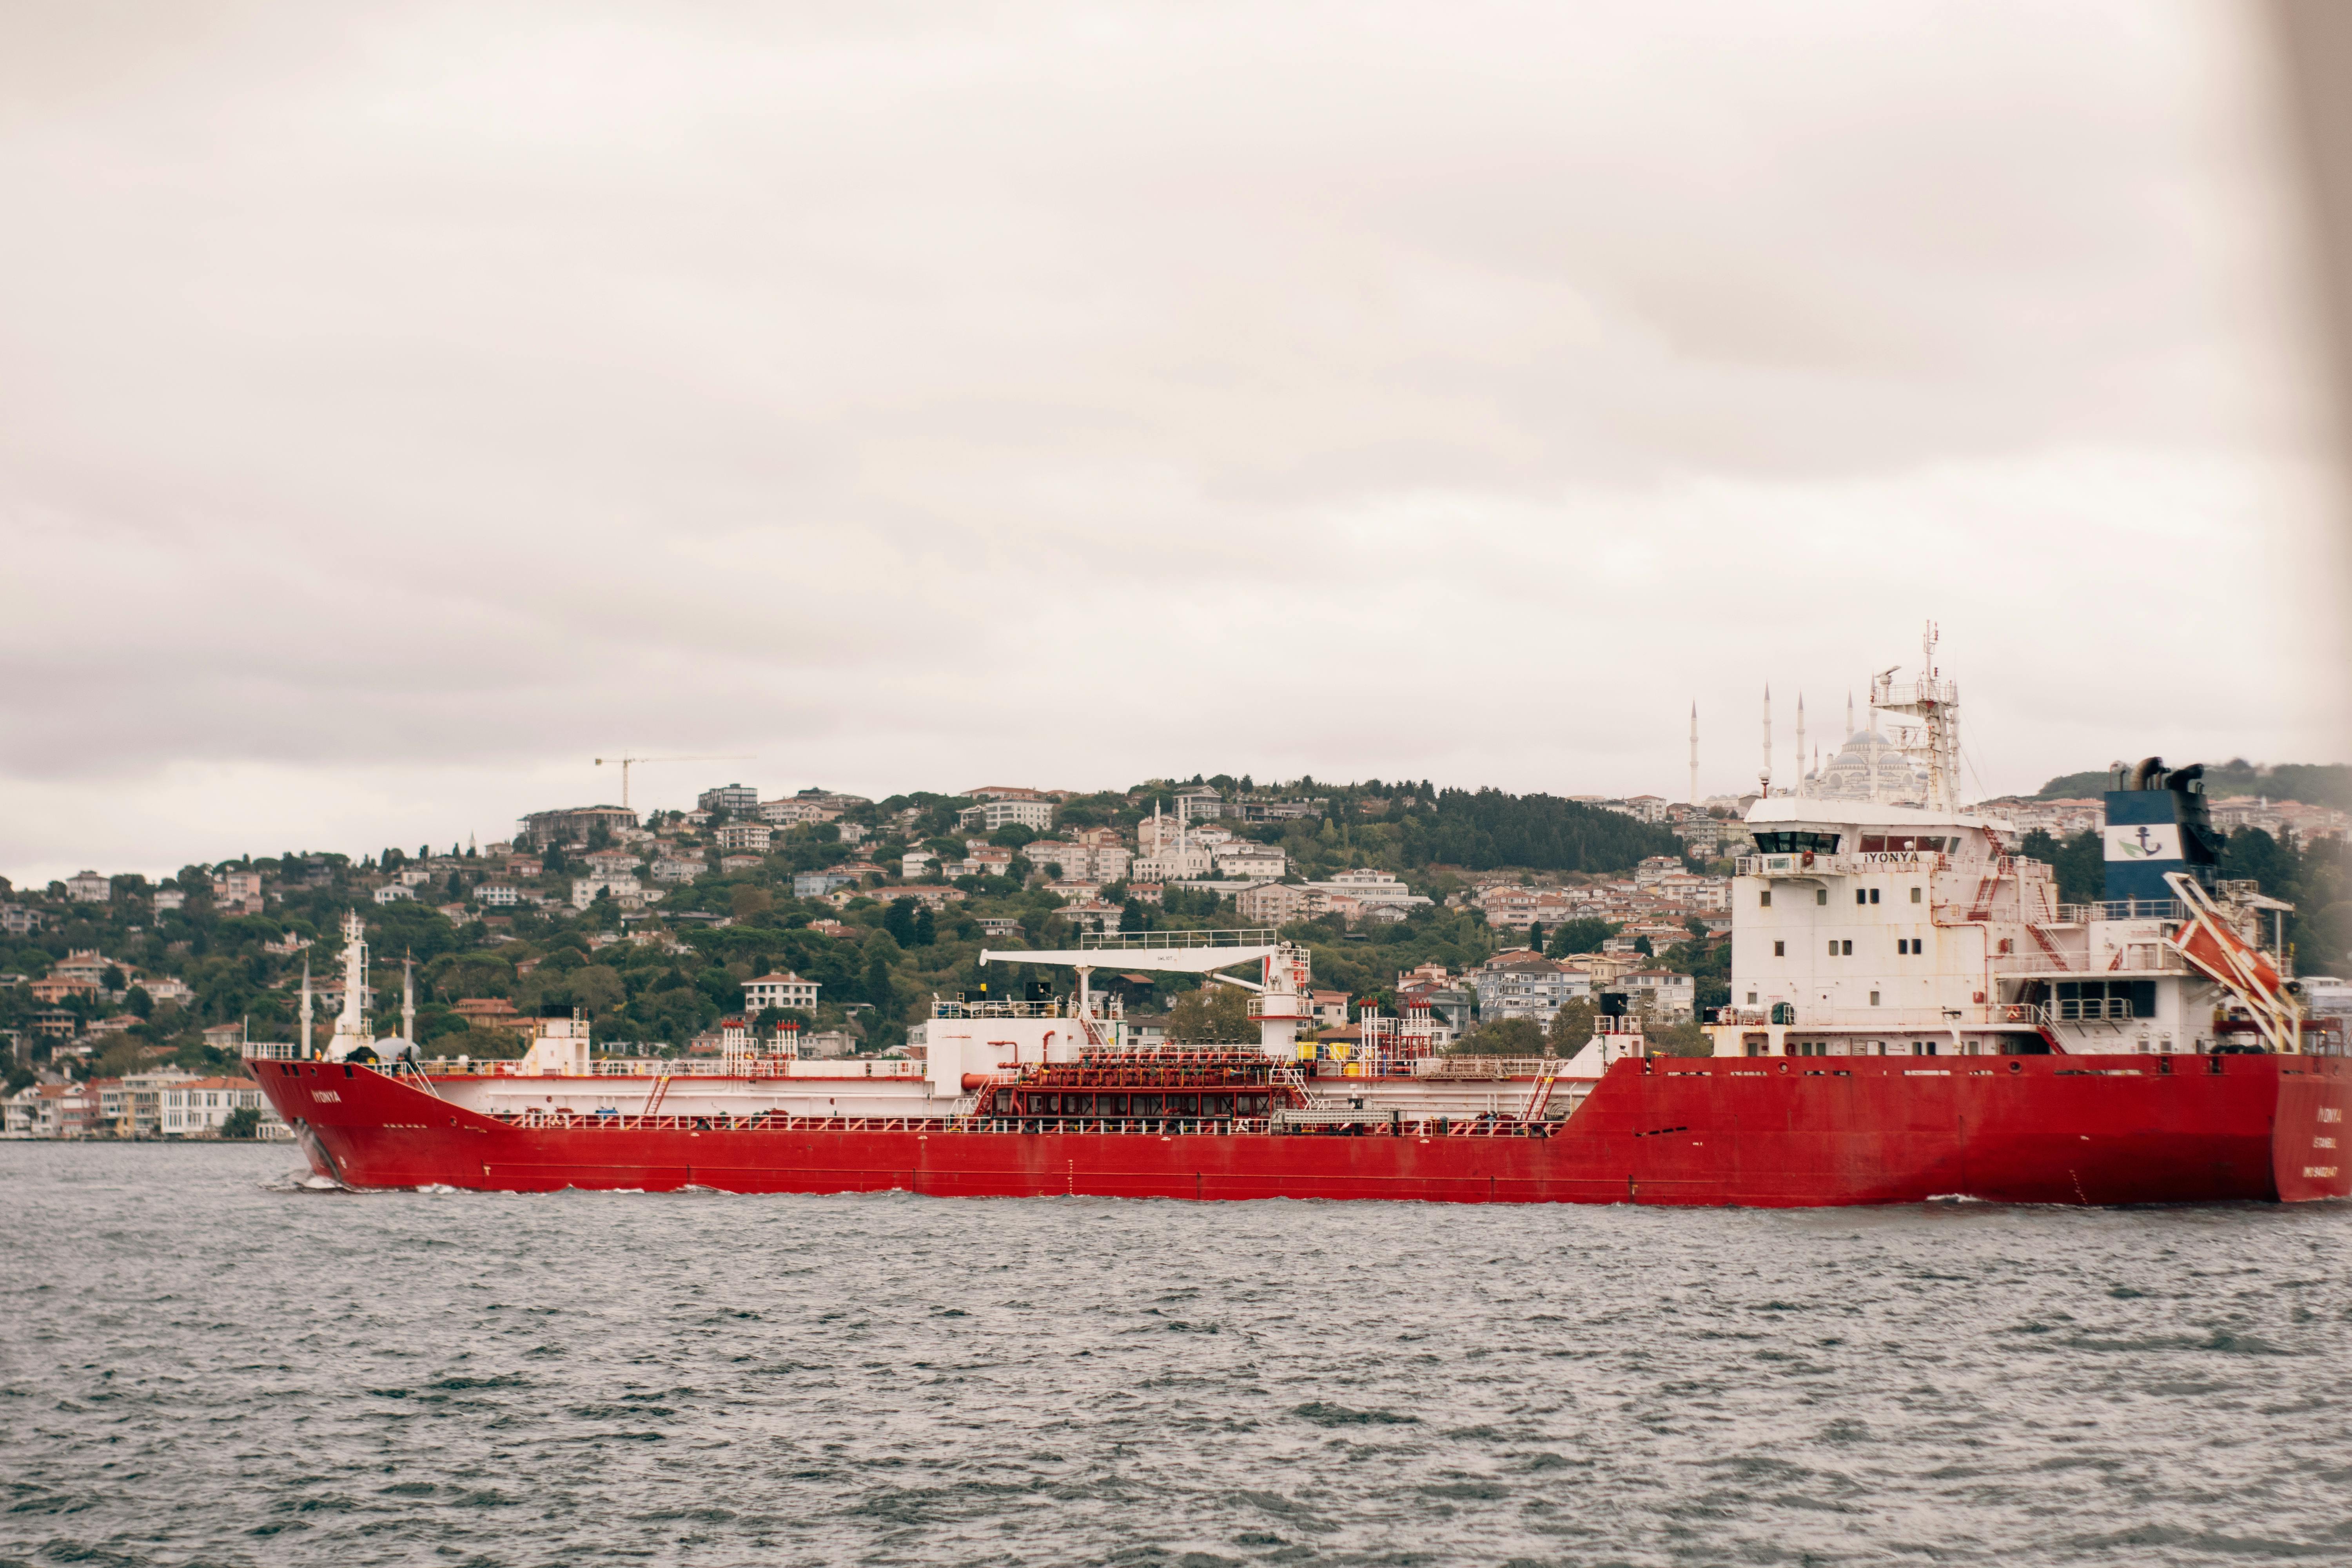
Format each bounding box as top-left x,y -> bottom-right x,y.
6,754 -> 2349,1139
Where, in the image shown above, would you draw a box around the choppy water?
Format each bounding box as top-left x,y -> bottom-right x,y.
4,1145 -> 2350,1568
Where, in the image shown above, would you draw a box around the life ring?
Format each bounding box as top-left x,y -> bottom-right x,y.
1800,850 -> 1815,868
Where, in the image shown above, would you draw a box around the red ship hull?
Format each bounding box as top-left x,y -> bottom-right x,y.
253,1054 -> 2352,1207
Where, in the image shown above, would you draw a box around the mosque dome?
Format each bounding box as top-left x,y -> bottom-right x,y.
1810,729 -> 1927,802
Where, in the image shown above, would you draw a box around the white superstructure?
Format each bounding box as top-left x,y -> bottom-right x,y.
1710,641 -> 2328,1061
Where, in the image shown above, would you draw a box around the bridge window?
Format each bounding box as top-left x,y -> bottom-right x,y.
1752,831 -> 1842,854
2054,981 -> 2158,1021
1773,941 -> 1785,956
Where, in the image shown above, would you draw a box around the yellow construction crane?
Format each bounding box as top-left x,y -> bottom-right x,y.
594,753 -> 754,811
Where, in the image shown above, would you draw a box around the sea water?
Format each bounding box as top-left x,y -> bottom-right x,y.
3,1142 -> 2348,1566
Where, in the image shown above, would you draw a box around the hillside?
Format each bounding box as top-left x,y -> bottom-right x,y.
2037,761 -> 2352,809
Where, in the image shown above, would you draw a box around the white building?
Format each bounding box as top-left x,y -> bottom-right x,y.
65,871 -> 111,902
1620,969 -> 1697,1022
743,972 -> 821,1013
372,884 -> 415,904
477,883 -> 520,907
698,782 -> 761,815
572,874 -> 643,908
159,1077 -> 276,1137
1301,869 -> 1432,914
650,857 -> 704,884
1472,955 -> 1591,1025
958,798 -> 1056,832
902,852 -> 937,879
715,822 -> 774,853
1213,843 -> 1289,878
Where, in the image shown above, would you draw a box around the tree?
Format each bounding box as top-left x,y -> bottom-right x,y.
570,964 -> 626,1016
1528,921 -> 1544,953
102,965 -> 126,993
1546,998 -> 1594,1054
436,1024 -> 528,1060
732,885 -> 774,921
1168,984 -> 1254,1042
883,898 -> 918,945
1647,1018 -> 1711,1056
1632,935 -> 1653,957
1546,918 -> 1619,957
127,985 -> 154,1020
911,906 -> 936,946
864,951 -> 898,1019
1452,1016 -> 1544,1056
220,1106 -> 261,1139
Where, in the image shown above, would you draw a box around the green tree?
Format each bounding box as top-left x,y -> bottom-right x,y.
1452,1016 -> 1544,1056
127,985 -> 154,1019
864,951 -> 898,1019
1632,935 -> 1653,957
1546,918 -> 1619,957
219,1105 -> 261,1139
1167,984 -> 1254,1042
1546,997 -> 1594,1054
570,964 -> 626,1016
1646,1018 -> 1711,1056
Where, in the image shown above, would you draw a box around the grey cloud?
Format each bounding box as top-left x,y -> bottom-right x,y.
0,0 -> 2341,880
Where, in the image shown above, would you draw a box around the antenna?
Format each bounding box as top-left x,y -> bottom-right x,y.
1760,685 -> 1772,797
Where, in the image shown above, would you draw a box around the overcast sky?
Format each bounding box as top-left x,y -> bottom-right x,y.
1,0 -> 2343,884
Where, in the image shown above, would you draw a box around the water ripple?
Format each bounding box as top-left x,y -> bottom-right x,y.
2,1144 -> 2348,1566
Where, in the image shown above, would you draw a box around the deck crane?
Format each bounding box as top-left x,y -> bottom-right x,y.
593,753 -> 754,811
978,929 -> 1314,1058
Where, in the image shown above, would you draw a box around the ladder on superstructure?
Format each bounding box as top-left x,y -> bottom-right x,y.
1520,1061 -> 1565,1123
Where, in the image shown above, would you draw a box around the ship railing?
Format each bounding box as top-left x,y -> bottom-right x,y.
1074,927 -> 1278,951
1988,949 -> 2181,976
423,1056 -> 922,1080
490,1108 -> 1566,1139
2060,899 -> 2187,924
930,999 -> 1067,1019
241,1042 -> 303,1061
1411,1056 -> 1563,1080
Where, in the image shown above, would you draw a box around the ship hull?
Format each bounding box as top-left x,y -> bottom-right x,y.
251,1054 -> 2352,1207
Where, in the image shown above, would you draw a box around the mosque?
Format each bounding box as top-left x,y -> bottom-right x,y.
1797,695 -> 1932,804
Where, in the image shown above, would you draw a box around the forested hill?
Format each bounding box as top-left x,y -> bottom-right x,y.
1394,787 -> 1684,872
2036,761 -> 2352,808
1178,777 -> 1686,879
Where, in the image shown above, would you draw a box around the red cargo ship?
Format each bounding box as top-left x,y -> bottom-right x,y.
252,646 -> 2352,1206
252,1044 -> 2349,1205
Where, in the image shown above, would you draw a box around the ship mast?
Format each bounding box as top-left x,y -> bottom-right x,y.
1869,621 -> 1962,813
328,909 -> 371,1060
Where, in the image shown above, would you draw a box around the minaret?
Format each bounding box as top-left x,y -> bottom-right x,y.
401,954 -> 416,1048
1688,701 -> 1699,805
1795,694 -> 1808,797
299,956 -> 313,1060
